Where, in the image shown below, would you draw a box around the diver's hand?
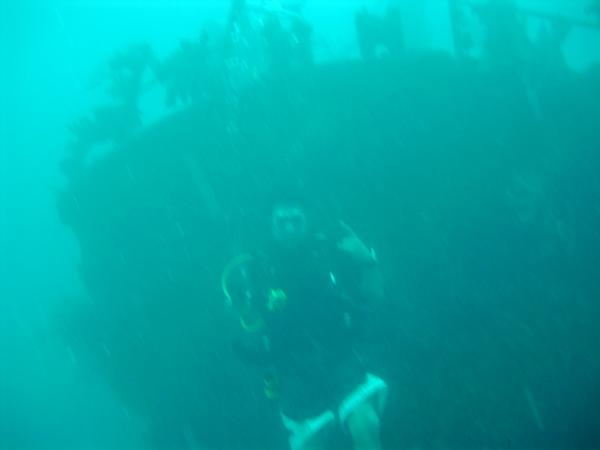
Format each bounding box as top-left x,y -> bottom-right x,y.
337,221 -> 377,266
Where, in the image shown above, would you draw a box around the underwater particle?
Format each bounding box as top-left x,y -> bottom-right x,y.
182,154 -> 223,222
66,345 -> 77,365
125,163 -> 135,181
523,386 -> 545,431
166,268 -> 175,283
175,221 -> 185,238
117,250 -> 127,265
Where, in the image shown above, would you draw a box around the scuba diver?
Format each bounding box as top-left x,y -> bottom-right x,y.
222,197 -> 387,450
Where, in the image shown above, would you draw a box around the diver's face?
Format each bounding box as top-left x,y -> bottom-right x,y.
271,205 -> 307,248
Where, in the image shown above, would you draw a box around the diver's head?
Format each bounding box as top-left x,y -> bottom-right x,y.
271,202 -> 308,249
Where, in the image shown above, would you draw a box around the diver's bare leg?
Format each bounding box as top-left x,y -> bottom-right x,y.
300,434 -> 325,450
346,402 -> 382,450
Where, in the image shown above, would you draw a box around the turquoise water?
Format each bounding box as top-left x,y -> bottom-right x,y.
1,1 -> 600,449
